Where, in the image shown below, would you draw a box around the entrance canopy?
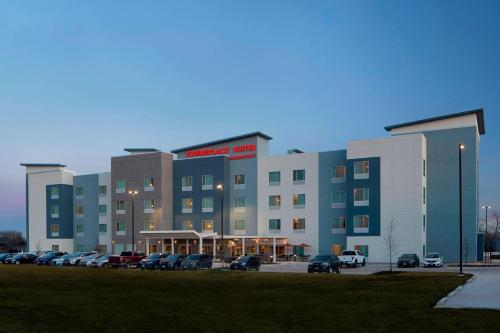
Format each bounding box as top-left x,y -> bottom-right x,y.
140,230 -> 218,239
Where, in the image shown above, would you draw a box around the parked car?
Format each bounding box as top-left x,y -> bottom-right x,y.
423,252 -> 443,267
180,254 -> 212,270
5,253 -> 38,265
51,253 -> 76,266
230,255 -> 261,271
68,251 -> 97,266
139,253 -> 169,270
308,254 -> 342,274
339,250 -> 366,267
89,255 -> 110,268
35,252 -> 64,265
108,251 -> 146,268
0,253 -> 14,264
159,254 -> 187,270
397,253 -> 420,268
78,253 -> 103,267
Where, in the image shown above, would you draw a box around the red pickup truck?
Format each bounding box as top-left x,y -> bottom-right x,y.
108,251 -> 146,268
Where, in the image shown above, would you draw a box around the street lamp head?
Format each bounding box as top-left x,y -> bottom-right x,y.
216,184 -> 223,190
459,144 -> 465,150
482,205 -> 491,209
128,190 -> 138,195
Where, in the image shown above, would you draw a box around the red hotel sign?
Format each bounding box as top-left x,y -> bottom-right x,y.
185,144 -> 257,160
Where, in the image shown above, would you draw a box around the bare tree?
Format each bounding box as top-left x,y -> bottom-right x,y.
384,219 -> 399,273
0,231 -> 26,252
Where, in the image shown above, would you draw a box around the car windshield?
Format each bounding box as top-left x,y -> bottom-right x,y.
70,253 -> 81,258
342,251 -> 356,256
400,254 -> 414,259
312,255 -> 331,261
40,253 -> 54,259
426,253 -> 440,259
148,254 -> 160,260
187,255 -> 201,260
167,255 -> 179,261
98,255 -> 109,260
235,256 -> 250,263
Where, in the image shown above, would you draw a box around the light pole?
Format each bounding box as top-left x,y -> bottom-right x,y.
128,190 -> 138,252
482,205 -> 491,258
216,184 -> 224,267
458,144 -> 465,275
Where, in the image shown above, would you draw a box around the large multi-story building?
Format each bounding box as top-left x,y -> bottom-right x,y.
21,109 -> 485,262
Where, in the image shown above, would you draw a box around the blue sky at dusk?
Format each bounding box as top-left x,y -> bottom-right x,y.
1,1 -> 499,233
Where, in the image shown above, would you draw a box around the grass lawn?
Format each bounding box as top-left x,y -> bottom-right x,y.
0,266 -> 499,333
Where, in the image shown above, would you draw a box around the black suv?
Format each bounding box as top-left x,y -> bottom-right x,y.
308,255 -> 341,274
159,254 -> 187,270
397,253 -> 420,268
180,254 -> 212,270
230,255 -> 261,271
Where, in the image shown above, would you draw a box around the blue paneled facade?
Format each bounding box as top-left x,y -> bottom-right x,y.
46,184 -> 74,239
73,174 -> 99,252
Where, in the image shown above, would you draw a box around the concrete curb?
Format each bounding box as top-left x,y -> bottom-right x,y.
434,274 -> 474,308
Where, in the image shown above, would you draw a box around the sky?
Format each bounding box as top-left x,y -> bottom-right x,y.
1,0 -> 499,233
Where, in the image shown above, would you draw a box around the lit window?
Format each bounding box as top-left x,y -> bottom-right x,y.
202,219 -> 213,232
76,205 -> 84,215
182,220 -> 193,230
354,161 -> 369,179
331,166 -> 346,181
182,198 -> 193,213
144,221 -> 155,231
293,194 -> 305,207
293,169 -> 305,183
144,199 -> 155,210
268,195 -> 281,208
354,188 -> 369,206
269,171 -> 281,185
51,224 -> 59,236
293,218 -> 305,231
144,177 -> 154,188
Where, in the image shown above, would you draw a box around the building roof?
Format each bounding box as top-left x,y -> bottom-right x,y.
123,148 -> 160,153
384,108 -> 485,135
20,163 -> 66,168
171,132 -> 273,154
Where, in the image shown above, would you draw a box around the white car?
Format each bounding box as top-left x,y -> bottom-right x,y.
423,252 -> 443,267
338,250 -> 366,267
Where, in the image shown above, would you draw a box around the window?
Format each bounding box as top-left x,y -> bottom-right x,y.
116,179 -> 125,193
354,161 -> 369,179
144,221 -> 155,231
354,245 -> 369,257
423,214 -> 426,232
423,159 -> 426,177
116,200 -> 125,213
202,219 -> 213,232
354,188 -> 369,206
423,187 -> 426,205
331,191 -> 346,207
52,244 -> 59,252
269,219 -> 281,232
116,221 -> 126,235
331,166 -> 346,182
99,204 -> 107,215
98,185 -> 107,196
181,220 -> 193,230
182,198 -> 193,213
269,171 -> 281,185
181,176 -> 193,191
75,205 -> 84,216
75,186 -> 84,197
268,195 -> 281,209
331,217 -> 346,233
234,174 -> 245,189
202,196 -> 213,212
50,186 -> 59,199
234,197 -> 246,212
293,218 -> 305,231
76,224 -> 84,234
50,205 -> 59,218
144,177 -> 154,190
202,175 -> 213,190
144,199 -> 155,212
234,220 -> 246,232
353,215 -> 369,233
293,169 -> 305,184
293,194 -> 305,208
51,224 -> 59,237
99,224 -> 107,233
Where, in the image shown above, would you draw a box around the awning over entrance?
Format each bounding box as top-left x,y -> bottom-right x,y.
139,230 -> 218,239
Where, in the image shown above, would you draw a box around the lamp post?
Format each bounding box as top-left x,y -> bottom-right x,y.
128,190 -> 138,252
482,205 -> 491,259
458,144 -> 465,275
216,184 -> 224,267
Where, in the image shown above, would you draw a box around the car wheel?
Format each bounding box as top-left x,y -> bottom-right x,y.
125,262 -> 131,269
353,260 -> 358,268
362,259 -> 366,267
